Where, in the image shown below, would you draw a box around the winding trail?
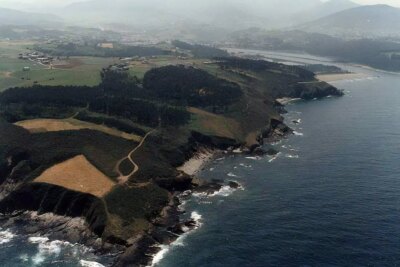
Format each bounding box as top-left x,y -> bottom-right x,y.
115,129 -> 156,184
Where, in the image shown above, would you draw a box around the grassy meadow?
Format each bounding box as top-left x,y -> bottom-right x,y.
0,41 -> 117,91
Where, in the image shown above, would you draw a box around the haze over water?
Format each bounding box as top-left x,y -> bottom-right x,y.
156,52 -> 400,267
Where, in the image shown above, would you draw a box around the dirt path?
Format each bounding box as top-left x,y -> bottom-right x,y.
115,129 -> 156,184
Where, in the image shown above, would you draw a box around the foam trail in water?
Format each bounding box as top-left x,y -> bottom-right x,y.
80,260 -> 106,267
245,156 -> 262,160
268,152 -> 281,163
293,131 -> 304,136
0,229 -> 15,244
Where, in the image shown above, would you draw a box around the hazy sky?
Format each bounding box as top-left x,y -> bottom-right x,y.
1,0 -> 400,9
348,0 -> 400,6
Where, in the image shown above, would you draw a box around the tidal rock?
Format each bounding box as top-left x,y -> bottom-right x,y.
266,148 -> 279,156
228,181 -> 240,189
195,182 -> 222,195
253,147 -> 266,156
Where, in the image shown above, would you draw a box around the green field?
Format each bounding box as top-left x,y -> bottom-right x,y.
0,41 -> 230,91
0,41 -> 118,91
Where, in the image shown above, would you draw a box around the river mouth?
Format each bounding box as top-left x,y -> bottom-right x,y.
152,51 -> 400,267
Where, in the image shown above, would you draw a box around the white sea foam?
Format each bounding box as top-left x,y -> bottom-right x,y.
19,254 -> 29,262
149,211 -> 203,267
80,260 -> 106,267
28,236 -> 49,244
268,152 -> 281,163
0,229 -> 15,245
239,163 -> 252,168
30,237 -> 73,265
38,240 -> 67,255
150,245 -> 170,266
208,186 -> 235,197
227,172 -> 238,177
32,253 -> 46,265
286,154 -> 299,159
245,156 -> 261,160
193,181 -> 243,199
293,131 -> 304,136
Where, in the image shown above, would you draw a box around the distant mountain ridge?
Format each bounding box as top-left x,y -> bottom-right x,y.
61,0 -> 322,29
299,4 -> 400,38
0,8 -> 62,26
291,0 -> 359,25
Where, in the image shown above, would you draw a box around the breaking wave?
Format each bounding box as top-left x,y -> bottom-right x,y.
0,229 -> 15,245
149,211 -> 203,267
80,260 -> 106,267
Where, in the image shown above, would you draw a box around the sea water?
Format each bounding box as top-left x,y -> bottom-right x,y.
1,52 -> 400,267
155,52 -> 400,267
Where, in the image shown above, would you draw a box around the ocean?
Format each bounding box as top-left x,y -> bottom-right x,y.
153,51 -> 400,267
1,51 -> 400,267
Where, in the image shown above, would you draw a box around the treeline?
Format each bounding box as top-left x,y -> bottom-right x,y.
75,112 -> 147,136
172,40 -> 229,58
89,97 -> 188,127
0,63 -> 245,127
100,69 -> 147,98
0,85 -> 99,107
216,57 -> 315,80
143,65 -> 242,107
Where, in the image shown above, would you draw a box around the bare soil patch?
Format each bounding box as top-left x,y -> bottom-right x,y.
15,118 -> 142,142
34,155 -> 115,197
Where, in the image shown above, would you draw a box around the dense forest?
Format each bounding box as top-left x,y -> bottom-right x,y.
143,65 -> 242,107
0,64 -> 243,128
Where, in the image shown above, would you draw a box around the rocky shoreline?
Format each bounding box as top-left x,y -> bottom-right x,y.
0,84 -> 343,267
130,90 -> 345,267
123,119 -> 295,267
0,106 -> 298,267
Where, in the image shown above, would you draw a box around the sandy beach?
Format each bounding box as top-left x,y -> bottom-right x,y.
177,148 -> 215,176
316,73 -> 367,82
276,97 -> 301,105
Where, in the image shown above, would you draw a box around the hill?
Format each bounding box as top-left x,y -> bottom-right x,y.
0,8 -> 62,26
61,0 -> 321,32
0,43 -> 343,265
299,4 -> 400,38
292,0 -> 359,25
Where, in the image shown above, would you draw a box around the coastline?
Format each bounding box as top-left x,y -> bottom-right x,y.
144,82 -> 345,266
177,148 -> 216,176
316,72 -> 368,82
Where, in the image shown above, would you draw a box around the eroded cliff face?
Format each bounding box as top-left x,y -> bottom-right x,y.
290,82 -> 344,100
0,182 -> 108,236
